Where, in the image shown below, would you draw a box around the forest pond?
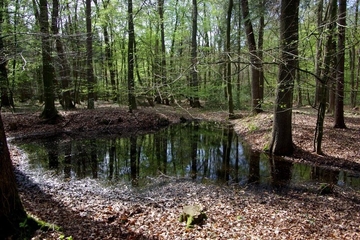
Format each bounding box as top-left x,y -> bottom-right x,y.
15,122 -> 360,191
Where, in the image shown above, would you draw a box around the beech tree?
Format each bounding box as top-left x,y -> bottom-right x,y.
86,0 -> 95,109
241,0 -> 263,114
0,112 -> 27,238
0,0 -> 12,108
39,0 -> 58,119
270,0 -> 300,156
226,0 -> 234,118
189,0 -> 201,108
51,0 -> 74,110
128,0 -> 136,112
314,0 -> 337,154
334,0 -> 347,128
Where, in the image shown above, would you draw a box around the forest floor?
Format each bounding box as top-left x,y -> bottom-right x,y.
3,102 -> 360,239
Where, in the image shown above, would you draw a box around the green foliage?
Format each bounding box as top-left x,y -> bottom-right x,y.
17,215 -> 62,239
59,235 -> 73,240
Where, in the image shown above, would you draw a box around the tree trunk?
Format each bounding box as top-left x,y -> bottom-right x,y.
241,0 -> 262,113
270,0 -> 300,156
158,0 -> 168,105
190,0 -> 201,108
258,0 -> 265,104
314,0 -> 337,154
314,0 -> 324,106
39,0 -> 58,119
0,32 -> 11,108
334,0 -> 347,128
0,113 -> 27,238
350,0 -> 359,108
86,0 -> 95,109
51,0 -> 74,110
226,0 -> 234,118
0,0 -> 12,108
128,0 -> 137,112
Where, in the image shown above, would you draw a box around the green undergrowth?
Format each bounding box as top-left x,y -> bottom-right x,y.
16,214 -> 62,239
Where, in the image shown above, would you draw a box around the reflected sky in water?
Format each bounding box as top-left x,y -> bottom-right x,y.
16,122 -> 360,190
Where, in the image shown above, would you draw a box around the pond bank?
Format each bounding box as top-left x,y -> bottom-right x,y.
11,143 -> 360,239
5,105 -> 360,239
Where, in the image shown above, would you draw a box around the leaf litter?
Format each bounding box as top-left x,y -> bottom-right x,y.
5,105 -> 360,239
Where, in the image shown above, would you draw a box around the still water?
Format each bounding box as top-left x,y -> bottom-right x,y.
16,122 -> 360,190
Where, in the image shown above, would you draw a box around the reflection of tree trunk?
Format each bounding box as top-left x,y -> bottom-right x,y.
191,123 -> 199,179
270,157 -> 293,188
155,130 -> 168,174
63,141 -> 72,179
233,136 -> 239,183
219,127 -> 232,182
311,167 -> 339,184
44,141 -> 59,169
90,140 -> 98,178
108,140 -> 116,180
248,151 -> 260,184
130,136 -> 138,186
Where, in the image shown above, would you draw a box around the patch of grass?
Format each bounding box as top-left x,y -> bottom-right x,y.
248,123 -> 259,132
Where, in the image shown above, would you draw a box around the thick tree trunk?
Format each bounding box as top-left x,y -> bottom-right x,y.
270,0 -> 300,156
0,113 -> 27,238
39,0 -> 58,119
0,0 -> 12,108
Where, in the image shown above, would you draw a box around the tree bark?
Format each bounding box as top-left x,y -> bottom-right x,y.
314,0 -> 337,154
334,0 -> 347,128
226,0 -> 234,118
270,0 -> 300,156
241,0 -> 262,113
158,0 -> 168,105
0,112 -> 27,238
128,0 -> 137,112
190,0 -> 201,108
0,0 -> 12,108
86,0 -> 95,109
51,0 -> 75,110
314,0 -> 324,106
39,0 -> 58,119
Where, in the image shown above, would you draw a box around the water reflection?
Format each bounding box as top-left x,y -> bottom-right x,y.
16,122 -> 360,190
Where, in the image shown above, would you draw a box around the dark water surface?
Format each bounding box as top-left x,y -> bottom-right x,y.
15,122 -> 360,190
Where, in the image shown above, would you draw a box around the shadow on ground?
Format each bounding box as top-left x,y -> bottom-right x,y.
15,168 -> 156,240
